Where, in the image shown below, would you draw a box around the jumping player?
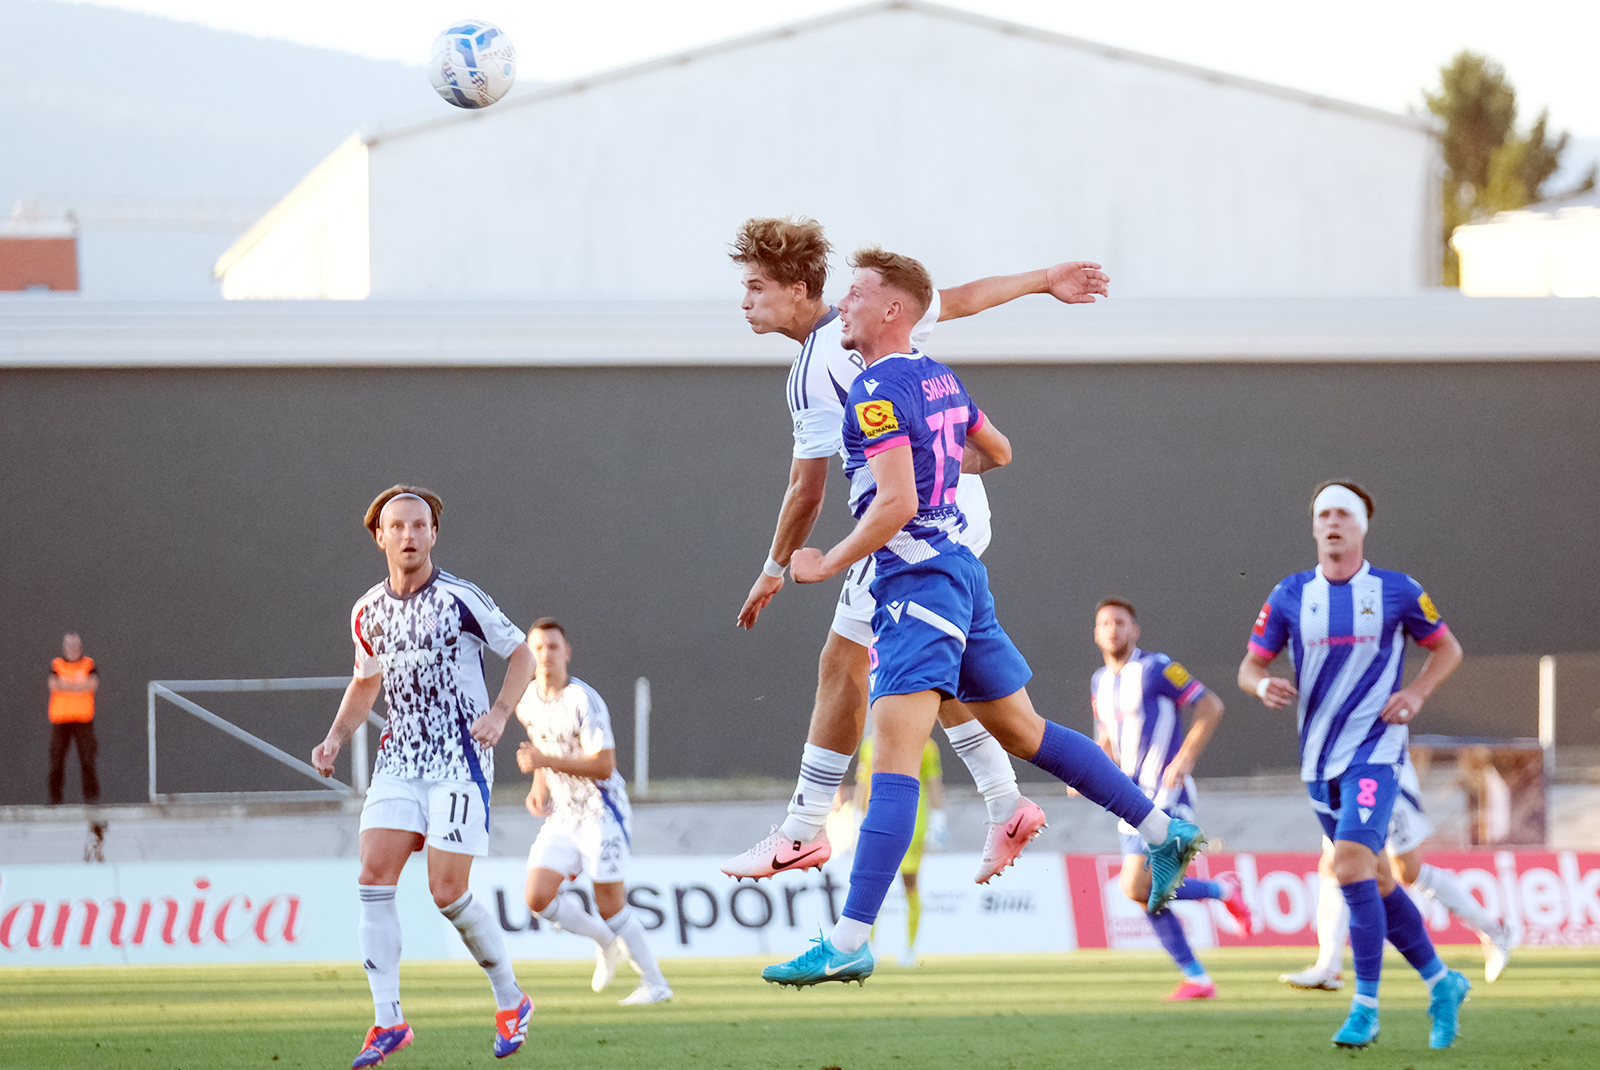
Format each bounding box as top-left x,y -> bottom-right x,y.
847,734 -> 945,967
1280,748 -> 1515,990
1090,598 -> 1252,1000
724,216 -> 1110,884
761,249 -> 1203,987
1239,480 -> 1471,1049
312,486 -> 536,1067
514,618 -> 672,1005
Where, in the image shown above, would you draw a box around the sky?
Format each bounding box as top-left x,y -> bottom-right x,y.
63,0 -> 1600,142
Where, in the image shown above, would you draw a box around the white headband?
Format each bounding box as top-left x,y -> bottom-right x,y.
1313,484 -> 1368,533
389,493 -> 427,506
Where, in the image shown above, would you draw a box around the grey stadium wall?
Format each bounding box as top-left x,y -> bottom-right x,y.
3,312 -> 1600,805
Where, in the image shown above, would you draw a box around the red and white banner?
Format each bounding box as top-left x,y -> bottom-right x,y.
1065,849 -> 1600,950
3,849 -> 1596,966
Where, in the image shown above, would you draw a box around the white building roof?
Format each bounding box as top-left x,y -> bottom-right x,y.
4,295 -> 1596,368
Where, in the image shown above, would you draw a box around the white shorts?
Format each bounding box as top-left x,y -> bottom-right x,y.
831,473 -> 993,646
360,773 -> 491,857
1387,791 -> 1435,855
527,812 -> 632,884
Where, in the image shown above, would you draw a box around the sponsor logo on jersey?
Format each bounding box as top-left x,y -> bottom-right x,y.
1252,602 -> 1272,636
854,399 -> 899,438
1418,591 -> 1440,624
863,377 -> 880,394
1163,662 -> 1193,688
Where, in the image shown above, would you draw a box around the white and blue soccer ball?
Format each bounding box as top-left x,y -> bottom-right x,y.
428,19 -> 516,109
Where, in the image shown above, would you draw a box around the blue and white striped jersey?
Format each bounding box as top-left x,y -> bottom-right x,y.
1092,649 -> 1208,813
1248,561 -> 1449,783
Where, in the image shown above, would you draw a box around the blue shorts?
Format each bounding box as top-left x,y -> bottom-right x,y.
867,547 -> 1032,705
1307,763 -> 1400,854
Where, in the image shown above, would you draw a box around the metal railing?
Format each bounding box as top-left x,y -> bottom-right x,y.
147,677 -> 383,804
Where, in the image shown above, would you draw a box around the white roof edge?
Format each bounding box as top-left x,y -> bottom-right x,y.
3,297 -> 1597,368
365,0 -> 1433,148
212,133 -> 366,278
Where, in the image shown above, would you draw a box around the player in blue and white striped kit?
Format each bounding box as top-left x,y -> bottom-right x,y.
1239,480 -> 1470,1050
761,248 -> 1204,988
1091,598 -> 1252,1000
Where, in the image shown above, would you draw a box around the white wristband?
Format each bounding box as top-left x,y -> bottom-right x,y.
762,555 -> 786,578
1256,677 -> 1272,699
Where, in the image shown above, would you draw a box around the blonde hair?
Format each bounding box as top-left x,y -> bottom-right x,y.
364,485 -> 442,535
729,217 -> 832,299
850,246 -> 933,318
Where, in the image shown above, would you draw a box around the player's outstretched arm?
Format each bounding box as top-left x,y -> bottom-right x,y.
938,262 -> 1109,320
1238,651 -> 1297,709
1162,690 -> 1224,788
738,455 -> 831,630
472,642 -> 537,747
1380,627 -> 1463,725
790,444 -> 918,584
963,413 -> 1013,474
312,672 -> 383,776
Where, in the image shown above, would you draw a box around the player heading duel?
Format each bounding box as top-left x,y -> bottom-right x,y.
1239,480 -> 1470,1050
313,486 -> 536,1067
724,216 -> 1111,884
761,249 -> 1204,988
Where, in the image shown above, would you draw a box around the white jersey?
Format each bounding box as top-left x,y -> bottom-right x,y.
515,675 -> 630,827
786,290 -> 993,552
352,567 -> 525,784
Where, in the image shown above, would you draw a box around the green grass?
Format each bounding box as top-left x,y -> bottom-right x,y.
2,947 -> 1597,1069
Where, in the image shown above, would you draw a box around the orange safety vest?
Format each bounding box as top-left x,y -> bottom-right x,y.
49,656 -> 96,723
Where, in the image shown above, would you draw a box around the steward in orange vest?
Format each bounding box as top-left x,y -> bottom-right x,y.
48,633 -> 100,804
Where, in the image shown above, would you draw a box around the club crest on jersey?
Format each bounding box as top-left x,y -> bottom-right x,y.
1418,591 -> 1440,624
1163,662 -> 1192,688
1360,595 -> 1377,617
855,399 -> 899,438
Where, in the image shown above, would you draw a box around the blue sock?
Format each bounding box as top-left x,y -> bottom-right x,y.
1175,878 -> 1222,900
1027,721 -> 1153,827
841,773 -> 920,926
1148,908 -> 1203,977
1343,878 -> 1385,1000
1382,887 -> 1445,982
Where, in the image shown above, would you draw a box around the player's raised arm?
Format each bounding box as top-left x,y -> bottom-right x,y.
472,641 -> 536,747
312,670 -> 383,777
938,261 -> 1109,319
738,454 -> 832,630
790,442 -> 918,584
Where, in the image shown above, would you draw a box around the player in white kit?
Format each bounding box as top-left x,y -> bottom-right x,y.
723,216 -> 1110,883
312,486 -> 537,1067
515,619 -> 672,1005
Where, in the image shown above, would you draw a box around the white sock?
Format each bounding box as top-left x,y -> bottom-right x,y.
1315,874 -> 1350,974
538,892 -> 616,946
1413,863 -> 1496,936
440,891 -> 522,1010
358,885 -> 404,1027
606,907 -> 667,988
780,743 -> 852,841
943,719 -> 1021,822
1136,808 -> 1171,846
829,916 -> 873,953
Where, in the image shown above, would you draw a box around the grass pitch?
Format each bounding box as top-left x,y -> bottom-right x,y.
2,946 -> 1597,1070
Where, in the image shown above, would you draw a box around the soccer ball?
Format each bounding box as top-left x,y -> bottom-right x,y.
428,20 -> 516,109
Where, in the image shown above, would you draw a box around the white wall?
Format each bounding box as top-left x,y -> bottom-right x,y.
1454,208 -> 1600,298
219,137 -> 370,300
361,6 -> 1435,301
